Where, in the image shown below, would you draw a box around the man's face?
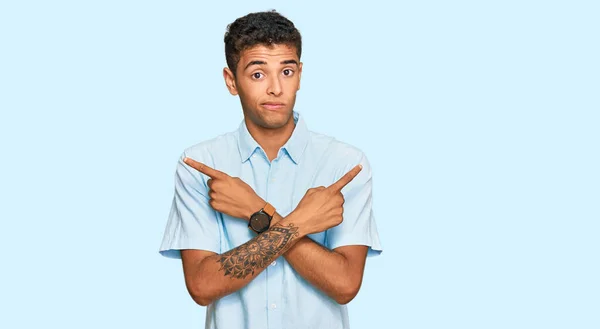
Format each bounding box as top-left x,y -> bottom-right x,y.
223,44 -> 302,130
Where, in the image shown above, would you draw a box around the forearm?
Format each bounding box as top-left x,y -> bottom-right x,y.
271,213 -> 357,304
189,218 -> 304,305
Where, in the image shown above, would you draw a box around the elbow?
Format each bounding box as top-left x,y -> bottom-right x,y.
188,283 -> 214,307
192,294 -> 212,307
335,295 -> 355,305
335,290 -> 358,305
334,280 -> 361,305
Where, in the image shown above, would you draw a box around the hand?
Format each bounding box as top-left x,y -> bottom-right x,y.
289,164 -> 363,235
183,157 -> 266,221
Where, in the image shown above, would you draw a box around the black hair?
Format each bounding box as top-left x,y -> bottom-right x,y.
224,10 -> 302,76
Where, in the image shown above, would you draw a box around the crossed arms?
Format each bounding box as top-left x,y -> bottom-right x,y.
179,157 -> 369,306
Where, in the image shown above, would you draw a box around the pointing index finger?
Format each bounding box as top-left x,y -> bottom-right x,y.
328,164 -> 363,192
183,157 -> 226,179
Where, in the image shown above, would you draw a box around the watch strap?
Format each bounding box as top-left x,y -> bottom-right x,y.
263,202 -> 275,217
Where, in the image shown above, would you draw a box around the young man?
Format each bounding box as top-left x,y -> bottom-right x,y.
159,10 -> 382,329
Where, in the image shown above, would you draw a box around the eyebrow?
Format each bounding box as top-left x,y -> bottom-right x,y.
244,59 -> 299,71
281,59 -> 299,66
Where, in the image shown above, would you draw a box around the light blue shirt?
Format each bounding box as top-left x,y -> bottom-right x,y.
159,111 -> 382,329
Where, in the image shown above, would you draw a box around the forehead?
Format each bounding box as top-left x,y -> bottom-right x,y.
239,44 -> 299,65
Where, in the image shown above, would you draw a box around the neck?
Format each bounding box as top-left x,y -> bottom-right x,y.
245,116 -> 295,162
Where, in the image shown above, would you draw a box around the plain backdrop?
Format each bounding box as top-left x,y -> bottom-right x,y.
1,1 -> 598,328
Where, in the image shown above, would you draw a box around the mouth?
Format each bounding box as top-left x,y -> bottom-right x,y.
261,102 -> 286,110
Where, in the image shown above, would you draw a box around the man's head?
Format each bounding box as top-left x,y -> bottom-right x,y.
223,10 -> 303,130
224,10 -> 302,77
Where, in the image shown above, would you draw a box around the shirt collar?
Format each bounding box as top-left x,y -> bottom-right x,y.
237,111 -> 309,164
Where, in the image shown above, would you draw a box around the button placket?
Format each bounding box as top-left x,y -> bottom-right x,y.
266,154 -> 282,329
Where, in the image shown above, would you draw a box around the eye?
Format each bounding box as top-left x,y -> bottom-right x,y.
252,72 -> 264,79
282,69 -> 294,76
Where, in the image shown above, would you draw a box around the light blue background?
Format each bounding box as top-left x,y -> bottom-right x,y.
1,1 -> 598,328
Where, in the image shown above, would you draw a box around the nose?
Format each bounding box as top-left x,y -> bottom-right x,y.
267,75 -> 283,96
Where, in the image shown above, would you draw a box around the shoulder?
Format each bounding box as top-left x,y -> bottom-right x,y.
181,130 -> 238,161
308,131 -> 367,161
306,131 -> 371,174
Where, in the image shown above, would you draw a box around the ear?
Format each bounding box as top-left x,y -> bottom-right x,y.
223,67 -> 238,95
297,62 -> 303,91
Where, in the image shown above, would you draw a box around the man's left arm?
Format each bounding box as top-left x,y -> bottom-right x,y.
272,211 -> 369,305
274,154 -> 380,304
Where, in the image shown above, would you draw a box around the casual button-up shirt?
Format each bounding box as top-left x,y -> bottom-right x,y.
159,111 -> 382,329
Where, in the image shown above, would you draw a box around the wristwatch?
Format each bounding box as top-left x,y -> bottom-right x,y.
248,202 -> 276,234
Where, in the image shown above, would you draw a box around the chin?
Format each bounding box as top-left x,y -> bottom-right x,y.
262,118 -> 290,129
261,110 -> 293,129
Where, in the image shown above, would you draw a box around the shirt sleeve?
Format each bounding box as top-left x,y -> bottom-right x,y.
325,152 -> 383,257
158,152 -> 221,259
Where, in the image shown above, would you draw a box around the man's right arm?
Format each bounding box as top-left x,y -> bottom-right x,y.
181,218 -> 303,306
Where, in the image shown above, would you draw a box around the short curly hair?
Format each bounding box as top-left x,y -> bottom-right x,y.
224,10 -> 302,76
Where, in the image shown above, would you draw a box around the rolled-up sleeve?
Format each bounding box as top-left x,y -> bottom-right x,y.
325,153 -> 383,257
159,151 -> 221,259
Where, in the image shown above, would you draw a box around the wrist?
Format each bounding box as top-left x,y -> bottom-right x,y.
278,212 -> 309,238
248,200 -> 276,234
247,196 -> 267,219
269,212 -> 283,228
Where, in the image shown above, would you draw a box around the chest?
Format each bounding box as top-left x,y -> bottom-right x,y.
216,152 -> 338,251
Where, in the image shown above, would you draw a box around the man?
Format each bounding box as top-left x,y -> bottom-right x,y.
159,10 -> 382,329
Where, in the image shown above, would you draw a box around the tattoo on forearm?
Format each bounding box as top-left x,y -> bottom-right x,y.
216,223 -> 299,279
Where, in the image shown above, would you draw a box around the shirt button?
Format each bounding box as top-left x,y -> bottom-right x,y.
271,261 -> 276,266
270,303 -> 277,309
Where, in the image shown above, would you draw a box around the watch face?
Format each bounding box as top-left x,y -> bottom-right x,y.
250,211 -> 270,232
